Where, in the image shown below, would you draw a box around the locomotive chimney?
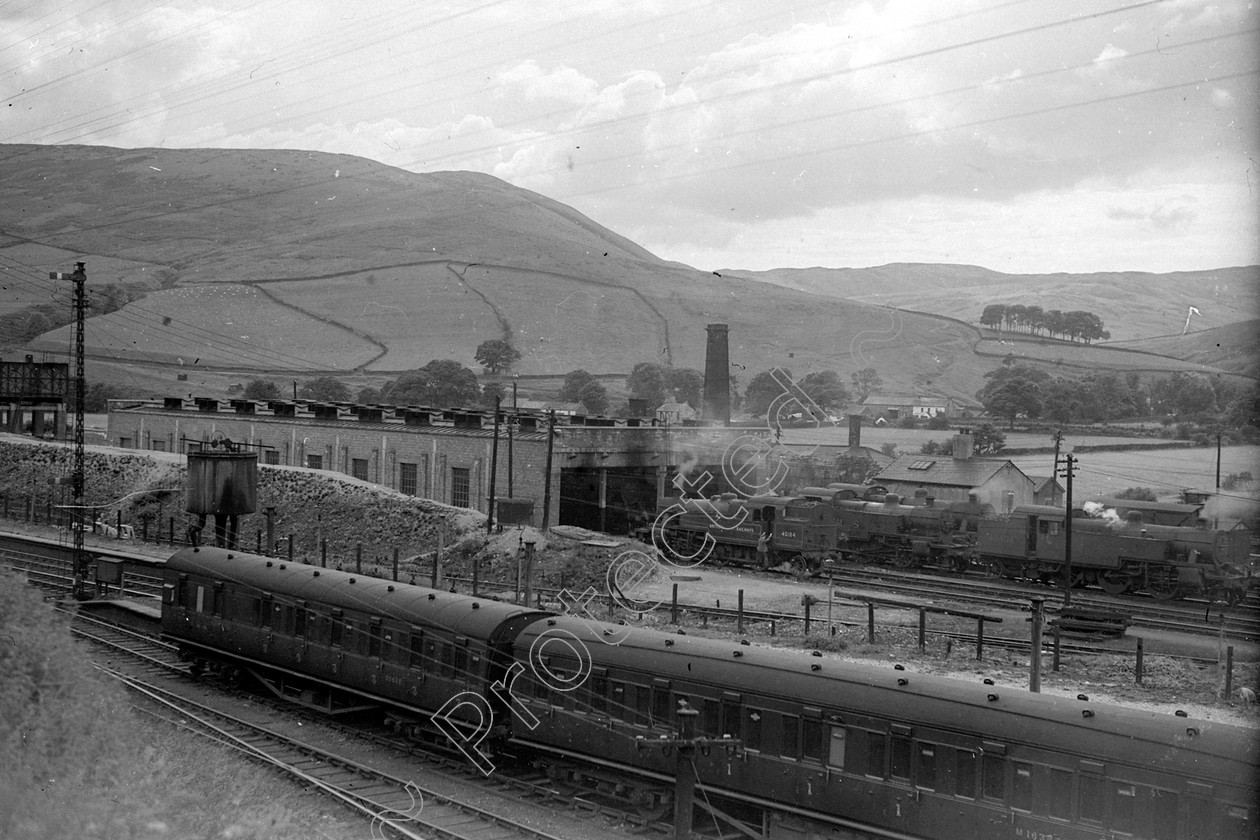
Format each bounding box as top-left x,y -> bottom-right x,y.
848,413 -> 862,448
702,323 -> 730,424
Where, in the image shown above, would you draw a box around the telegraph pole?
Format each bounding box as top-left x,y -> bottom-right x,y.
487,395 -> 500,534
541,409 -> 556,532
51,262 -> 88,599
1051,429 -> 1063,504
636,701 -> 742,839
1058,453 -> 1077,607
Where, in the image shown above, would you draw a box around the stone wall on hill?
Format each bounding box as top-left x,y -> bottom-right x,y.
0,440 -> 482,563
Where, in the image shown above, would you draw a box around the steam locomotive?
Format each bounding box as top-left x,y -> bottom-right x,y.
162,546 -> 1260,840
650,486 -> 1255,603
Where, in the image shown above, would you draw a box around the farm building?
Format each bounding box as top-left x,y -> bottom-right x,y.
859,391 -> 964,422
874,431 -> 1035,511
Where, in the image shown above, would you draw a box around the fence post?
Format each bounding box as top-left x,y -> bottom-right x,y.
356,543 -> 362,574
671,583 -> 679,625
737,589 -> 744,635
1225,645 -> 1234,698
288,534 -> 294,562
804,598 -> 811,635
1052,625 -> 1061,672
116,510 -> 123,539
1135,637 -> 1144,686
473,555 -> 480,596
918,608 -> 926,652
169,517 -> 175,545
393,548 -> 399,582
256,531 -> 262,553
867,603 -> 876,644
976,618 -> 985,661
1029,597 -> 1045,693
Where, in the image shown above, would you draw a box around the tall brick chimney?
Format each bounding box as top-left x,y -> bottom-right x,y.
848,414 -> 862,448
702,323 -> 730,424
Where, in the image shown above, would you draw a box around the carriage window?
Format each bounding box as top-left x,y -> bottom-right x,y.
368,623 -> 382,658
955,750 -> 977,798
383,629 -> 396,661
294,608 -> 307,638
409,632 -> 424,667
211,584 -> 224,617
802,718 -> 824,762
1146,788 -> 1178,840
1079,776 -> 1103,823
917,744 -> 937,790
1012,764 -> 1033,812
982,755 -> 1005,801
610,682 -> 627,719
453,647 -> 468,680
589,674 -> 608,714
704,699 -> 720,737
866,731 -> 886,777
828,727 -> 847,769
652,685 -> 672,726
890,736 -> 912,780
439,643 -> 454,677
781,715 -> 799,758
635,685 -> 652,725
1047,768 -> 1072,819
1111,783 -> 1136,834
330,612 -> 343,647
721,700 -> 741,739
260,598 -> 273,628
744,709 -> 762,751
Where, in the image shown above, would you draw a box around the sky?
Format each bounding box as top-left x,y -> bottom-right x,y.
4,0 -> 1258,274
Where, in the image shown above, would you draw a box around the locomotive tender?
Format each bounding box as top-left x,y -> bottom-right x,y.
162,546 -> 1259,840
650,485 -> 1255,602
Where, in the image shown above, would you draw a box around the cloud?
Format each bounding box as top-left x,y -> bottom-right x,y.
1107,202 -> 1198,231
497,61 -> 598,105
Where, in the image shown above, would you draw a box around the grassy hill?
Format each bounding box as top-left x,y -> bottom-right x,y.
2,144 -> 1252,408
728,263 -> 1259,343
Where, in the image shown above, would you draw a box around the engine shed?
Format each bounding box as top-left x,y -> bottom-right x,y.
106,397 -> 766,533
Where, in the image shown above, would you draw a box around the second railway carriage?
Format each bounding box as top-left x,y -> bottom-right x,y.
509,614 -> 1259,840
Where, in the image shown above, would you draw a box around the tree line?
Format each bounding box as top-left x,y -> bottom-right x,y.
976,357 -> 1259,433
980,304 -> 1110,344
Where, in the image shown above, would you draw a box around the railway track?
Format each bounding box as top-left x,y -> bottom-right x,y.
71,612 -> 633,840
827,566 -> 1260,642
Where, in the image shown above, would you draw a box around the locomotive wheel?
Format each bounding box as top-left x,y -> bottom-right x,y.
892,549 -> 914,569
982,559 -> 1007,579
1098,570 -> 1132,595
1145,565 -> 1181,602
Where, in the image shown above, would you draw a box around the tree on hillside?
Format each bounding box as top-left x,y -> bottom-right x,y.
381,360 -> 481,408
980,304 -> 1006,330
799,370 -> 849,412
356,386 -> 381,404
481,381 -> 506,408
559,369 -> 597,403
474,339 -> 521,374
576,381 -> 610,414
244,379 -> 281,401
626,363 -> 704,408
977,364 -> 1048,429
298,376 -> 350,402
850,367 -> 883,403
744,369 -> 789,418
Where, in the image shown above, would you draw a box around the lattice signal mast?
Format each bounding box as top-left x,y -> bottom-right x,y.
51,262 -> 88,599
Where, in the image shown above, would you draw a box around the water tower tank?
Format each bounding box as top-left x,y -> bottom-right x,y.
186,436 -> 257,516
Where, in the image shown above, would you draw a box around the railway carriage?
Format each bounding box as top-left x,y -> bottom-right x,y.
509,615 -> 1259,840
160,546 -> 547,728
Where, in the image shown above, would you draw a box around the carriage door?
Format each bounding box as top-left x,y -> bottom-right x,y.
1025,515 -> 1039,555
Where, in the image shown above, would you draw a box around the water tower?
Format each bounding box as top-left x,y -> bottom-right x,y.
186,433 -> 257,549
